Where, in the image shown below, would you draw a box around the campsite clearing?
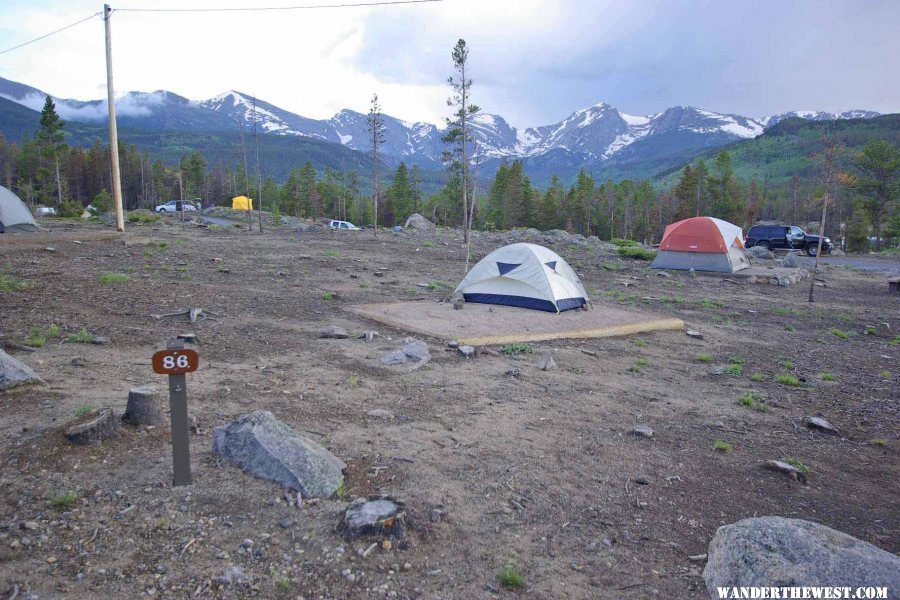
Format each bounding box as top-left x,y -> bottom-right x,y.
0,219 -> 897,599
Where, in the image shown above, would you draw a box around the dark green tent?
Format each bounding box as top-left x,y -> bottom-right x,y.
0,185 -> 37,233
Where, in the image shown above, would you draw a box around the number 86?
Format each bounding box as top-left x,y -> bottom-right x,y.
162,354 -> 189,369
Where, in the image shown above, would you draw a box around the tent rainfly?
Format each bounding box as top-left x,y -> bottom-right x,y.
454,243 -> 588,313
231,196 -> 253,211
651,216 -> 750,273
0,185 -> 38,233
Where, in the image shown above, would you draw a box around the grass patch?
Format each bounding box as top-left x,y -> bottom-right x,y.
864,326 -> 876,335
49,492 -> 78,509
274,574 -> 291,592
829,328 -> 849,340
696,354 -> 713,364
879,370 -> 891,379
321,292 -> 335,300
724,364 -> 743,377
713,440 -> 733,452
782,458 -> 810,474
769,306 -> 794,316
175,265 -> 188,273
632,338 -> 646,347
600,262 -> 627,271
502,343 -> 534,355
610,237 -> 639,247
567,366 -> 584,375
784,324 -> 795,332
25,325 -> 59,347
750,372 -> 766,382
869,438 -> 888,446
421,241 -> 434,248
126,212 -> 160,223
775,374 -> 801,386
323,249 -> 340,257
426,281 -> 450,291
728,356 -> 744,365
0,273 -> 31,292
99,272 -> 130,284
617,245 -> 656,260
74,404 -> 95,418
780,360 -> 794,370
700,299 -> 724,309
498,564 -> 525,589
738,391 -> 768,411
68,328 -> 96,344
349,374 -> 360,387
890,335 -> 900,347
630,357 -> 652,373
821,372 -> 835,381
158,241 -> 169,250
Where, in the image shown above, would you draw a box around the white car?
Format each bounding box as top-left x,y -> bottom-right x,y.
328,220 -> 361,230
36,207 -> 56,216
155,200 -> 198,213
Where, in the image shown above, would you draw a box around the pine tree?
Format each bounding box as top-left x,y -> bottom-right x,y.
367,94 -> 385,233
444,39 -> 480,241
851,139 -> 900,249
537,176 -> 563,230
37,95 -> 65,207
388,162 -> 414,225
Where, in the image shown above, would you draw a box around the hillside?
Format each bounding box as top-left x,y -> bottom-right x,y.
657,114 -> 900,191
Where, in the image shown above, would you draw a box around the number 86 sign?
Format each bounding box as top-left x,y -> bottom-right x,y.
152,348 -> 199,374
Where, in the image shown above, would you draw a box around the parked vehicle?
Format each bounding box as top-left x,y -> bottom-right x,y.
745,224 -> 833,257
36,206 -> 56,216
155,200 -> 198,213
328,220 -> 361,230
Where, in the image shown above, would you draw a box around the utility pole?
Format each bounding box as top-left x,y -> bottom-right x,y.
104,4 -> 125,232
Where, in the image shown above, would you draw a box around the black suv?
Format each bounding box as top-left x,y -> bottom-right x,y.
745,225 -> 833,256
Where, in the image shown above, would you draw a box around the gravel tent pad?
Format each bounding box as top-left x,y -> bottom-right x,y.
349,301 -> 684,346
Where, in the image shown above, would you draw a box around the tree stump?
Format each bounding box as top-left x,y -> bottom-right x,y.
122,385 -> 164,426
64,408 -> 119,445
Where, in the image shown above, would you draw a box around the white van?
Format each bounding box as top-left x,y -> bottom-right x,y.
328,220 -> 361,231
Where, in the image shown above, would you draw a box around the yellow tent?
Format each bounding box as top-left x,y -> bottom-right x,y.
232,196 -> 253,211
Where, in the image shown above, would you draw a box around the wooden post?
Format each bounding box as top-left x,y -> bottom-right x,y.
104,4 -> 125,232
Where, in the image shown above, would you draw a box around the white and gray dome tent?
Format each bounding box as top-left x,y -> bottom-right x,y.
0,185 -> 37,233
454,243 -> 588,313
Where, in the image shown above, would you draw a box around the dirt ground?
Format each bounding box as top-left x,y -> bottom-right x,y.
1,218 -> 898,600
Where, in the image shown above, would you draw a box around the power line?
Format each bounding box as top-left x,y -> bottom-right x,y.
116,0 -> 442,12
0,12 -> 102,56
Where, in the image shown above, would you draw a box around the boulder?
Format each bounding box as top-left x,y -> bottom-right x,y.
783,253 -> 799,268
320,325 -> 350,339
0,349 -> 45,391
537,352 -> 557,371
401,340 -> 431,365
403,213 -> 435,229
703,517 -> 900,597
458,345 -> 476,359
747,245 -> 774,260
212,411 -> 345,498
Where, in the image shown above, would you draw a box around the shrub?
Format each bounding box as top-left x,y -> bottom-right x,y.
74,404 -> 95,418
714,440 -> 733,452
499,565 -> 525,589
610,238 -> 639,247
725,364 -> 743,377
69,328 -> 95,344
829,328 -> 849,340
58,200 -> 83,218
91,189 -> 113,214
617,245 -> 656,260
821,372 -> 835,381
502,343 -> 533,355
782,458 -> 810,473
750,373 -> 766,382
697,354 -> 713,363
49,492 -> 77,509
0,273 -> 31,292
700,299 -> 724,309
321,292 -> 335,300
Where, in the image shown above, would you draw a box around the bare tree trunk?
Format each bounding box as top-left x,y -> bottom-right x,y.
55,159 -> 63,208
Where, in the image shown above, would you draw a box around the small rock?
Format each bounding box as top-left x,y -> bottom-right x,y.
633,476 -> 650,485
91,336 -> 111,345
320,325 -> 350,339
537,352 -> 557,371
581,349 -> 598,357
279,517 -> 295,529
689,553 -> 707,562
366,409 -> 395,420
241,539 -> 254,548
748,276 -> 758,284
504,367 -> 522,379
177,333 -> 199,344
686,330 -> 703,340
452,296 -> 464,310
46,556 -> 57,564
633,425 -> 654,438
382,540 -> 392,551
447,340 -> 459,349
380,351 -> 408,365
656,271 -> 671,278
763,460 -> 808,484
804,416 -> 839,436
402,562 -> 412,571
458,345 -> 476,359
71,357 -> 87,367
23,521 -> 39,530
359,331 -> 379,341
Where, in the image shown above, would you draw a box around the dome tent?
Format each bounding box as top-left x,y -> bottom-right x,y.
454,243 -> 588,313
231,196 -> 253,211
0,185 -> 37,233
651,216 -> 750,273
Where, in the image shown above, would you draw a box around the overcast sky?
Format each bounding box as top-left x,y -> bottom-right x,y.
1,0 -> 897,128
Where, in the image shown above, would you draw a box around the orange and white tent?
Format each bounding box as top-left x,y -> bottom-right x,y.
651,216 -> 750,273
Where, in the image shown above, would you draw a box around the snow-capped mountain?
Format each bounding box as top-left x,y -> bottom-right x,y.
0,75 -> 883,173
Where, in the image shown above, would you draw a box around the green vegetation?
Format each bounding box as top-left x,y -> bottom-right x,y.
600,262 -> 627,271
0,272 -> 31,292
25,324 -> 59,347
126,211 -> 159,223
567,366 -> 585,375
99,272 -> 130,284
74,404 -> 95,418
724,364 -> 743,377
632,338 -> 646,347
499,564 -> 525,589
829,328 -> 849,340
714,440 -> 733,453
323,249 -> 340,257
321,291 -> 335,300
426,281 -> 450,291
750,372 -> 766,382
784,324 -> 795,332
738,391 -> 768,411
869,438 -> 888,446
776,374 -> 801,386
349,374 -> 360,387
610,238 -> 639,247
49,491 -> 78,509
821,372 -> 836,381
782,458 -> 810,474
700,299 -> 724,309
502,343 -> 534,355
879,370 -> 891,379
769,306 -> 794,316
890,335 -> 900,347
421,241 -> 434,248
617,245 -> 656,260
69,328 -> 96,343
696,354 -> 713,364
158,241 -> 169,250
780,360 -> 794,370
630,357 -> 652,373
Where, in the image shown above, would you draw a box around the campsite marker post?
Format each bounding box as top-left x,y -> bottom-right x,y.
152,341 -> 199,486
